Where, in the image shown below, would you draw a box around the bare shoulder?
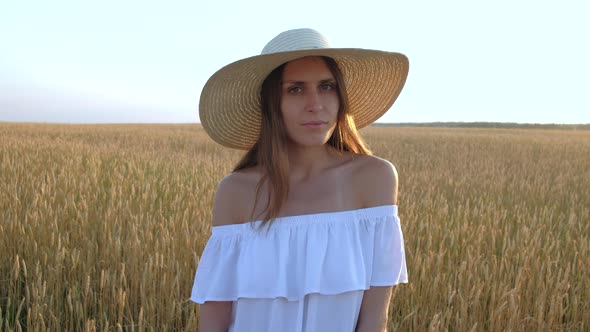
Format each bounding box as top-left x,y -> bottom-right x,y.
350,154 -> 399,206
211,168 -> 261,226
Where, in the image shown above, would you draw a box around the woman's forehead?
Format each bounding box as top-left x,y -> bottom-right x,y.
282,56 -> 333,81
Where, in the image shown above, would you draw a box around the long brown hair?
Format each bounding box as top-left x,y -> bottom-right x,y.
233,56 -> 371,232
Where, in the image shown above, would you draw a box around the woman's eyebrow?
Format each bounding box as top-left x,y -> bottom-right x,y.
282,78 -> 336,85
282,80 -> 305,85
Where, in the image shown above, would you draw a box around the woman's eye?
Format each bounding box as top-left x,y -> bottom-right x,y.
321,83 -> 335,90
288,86 -> 303,93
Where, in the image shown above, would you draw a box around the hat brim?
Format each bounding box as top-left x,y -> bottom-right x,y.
199,48 -> 409,150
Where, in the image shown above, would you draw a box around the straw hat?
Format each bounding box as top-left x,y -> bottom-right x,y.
199,28 -> 409,150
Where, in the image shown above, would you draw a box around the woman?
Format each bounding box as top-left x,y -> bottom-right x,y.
191,28 -> 409,332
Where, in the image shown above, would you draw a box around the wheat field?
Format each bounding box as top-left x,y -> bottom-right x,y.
1,122 -> 589,331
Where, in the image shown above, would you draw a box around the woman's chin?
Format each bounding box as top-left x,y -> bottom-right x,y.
288,136 -> 332,148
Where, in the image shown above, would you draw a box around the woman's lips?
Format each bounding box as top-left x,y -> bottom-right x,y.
302,121 -> 327,129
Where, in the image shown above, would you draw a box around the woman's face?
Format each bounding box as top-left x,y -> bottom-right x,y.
280,56 -> 339,147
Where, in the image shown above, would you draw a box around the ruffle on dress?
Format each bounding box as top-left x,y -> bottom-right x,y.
190,205 -> 407,304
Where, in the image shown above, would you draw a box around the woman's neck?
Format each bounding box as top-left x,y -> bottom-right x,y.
286,143 -> 341,183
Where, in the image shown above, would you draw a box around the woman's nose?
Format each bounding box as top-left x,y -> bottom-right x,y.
304,90 -> 323,112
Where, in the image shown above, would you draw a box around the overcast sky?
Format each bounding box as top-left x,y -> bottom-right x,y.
1,0 -> 588,124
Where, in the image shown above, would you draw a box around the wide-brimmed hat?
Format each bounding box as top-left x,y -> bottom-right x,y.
199,28 -> 409,150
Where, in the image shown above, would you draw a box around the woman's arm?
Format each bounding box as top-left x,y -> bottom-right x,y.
198,175 -> 241,330
355,286 -> 394,332
199,301 -> 233,332
355,156 -> 400,332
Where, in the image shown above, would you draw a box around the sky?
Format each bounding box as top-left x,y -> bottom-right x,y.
1,0 -> 589,124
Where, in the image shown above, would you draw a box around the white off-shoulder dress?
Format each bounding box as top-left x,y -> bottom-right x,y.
190,205 -> 408,332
